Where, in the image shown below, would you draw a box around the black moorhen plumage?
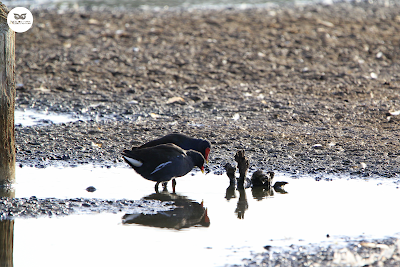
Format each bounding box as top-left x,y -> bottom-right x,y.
122,143 -> 205,191
133,133 -> 211,163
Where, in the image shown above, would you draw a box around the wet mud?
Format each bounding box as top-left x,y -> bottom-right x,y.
244,237 -> 400,267
0,194 -> 174,220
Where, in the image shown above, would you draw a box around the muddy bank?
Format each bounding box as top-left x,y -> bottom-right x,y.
15,2 -> 400,177
0,195 -> 174,220
243,237 -> 400,267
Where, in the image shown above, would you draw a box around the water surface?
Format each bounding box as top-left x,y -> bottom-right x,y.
15,109 -> 87,127
6,166 -> 400,266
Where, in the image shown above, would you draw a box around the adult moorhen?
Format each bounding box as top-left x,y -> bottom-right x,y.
133,133 -> 211,163
122,143 -> 205,191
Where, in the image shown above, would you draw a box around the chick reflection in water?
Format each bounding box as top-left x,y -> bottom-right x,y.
122,190 -> 210,229
225,150 -> 288,219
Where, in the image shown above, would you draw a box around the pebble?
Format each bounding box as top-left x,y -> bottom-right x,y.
86,186 -> 97,192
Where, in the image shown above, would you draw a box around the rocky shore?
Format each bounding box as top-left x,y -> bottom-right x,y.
243,237 -> 400,267
0,195 -> 174,219
15,1 -> 400,178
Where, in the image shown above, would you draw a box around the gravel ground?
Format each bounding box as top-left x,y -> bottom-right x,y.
14,1 -> 400,178
8,1 -> 400,266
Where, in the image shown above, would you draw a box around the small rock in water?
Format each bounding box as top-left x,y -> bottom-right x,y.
273,181 -> 288,190
86,186 -> 96,192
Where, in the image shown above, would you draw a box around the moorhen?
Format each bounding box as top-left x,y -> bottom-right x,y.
122,143 -> 205,191
133,133 -> 211,163
122,192 -> 210,229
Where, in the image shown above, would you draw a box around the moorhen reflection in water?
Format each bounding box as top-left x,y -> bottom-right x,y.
122,190 -> 210,230
225,150 -> 289,219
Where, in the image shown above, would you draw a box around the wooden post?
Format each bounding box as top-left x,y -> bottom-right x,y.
0,4 -> 15,186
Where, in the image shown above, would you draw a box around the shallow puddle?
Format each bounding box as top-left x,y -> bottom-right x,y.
2,166 -> 400,266
15,109 -> 88,127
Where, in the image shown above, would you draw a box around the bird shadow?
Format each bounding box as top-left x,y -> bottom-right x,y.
122,189 -> 210,229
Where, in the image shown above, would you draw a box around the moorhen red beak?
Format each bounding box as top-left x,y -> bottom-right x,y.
122,143 -> 205,191
204,147 -> 210,164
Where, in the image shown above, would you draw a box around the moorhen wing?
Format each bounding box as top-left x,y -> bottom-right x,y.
122,143 -> 205,191
133,133 -> 211,163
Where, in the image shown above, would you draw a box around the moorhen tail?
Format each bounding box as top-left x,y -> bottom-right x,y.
133,133 -> 211,163
122,143 -> 205,191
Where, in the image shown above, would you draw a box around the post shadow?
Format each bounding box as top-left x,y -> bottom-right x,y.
0,187 -> 15,267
